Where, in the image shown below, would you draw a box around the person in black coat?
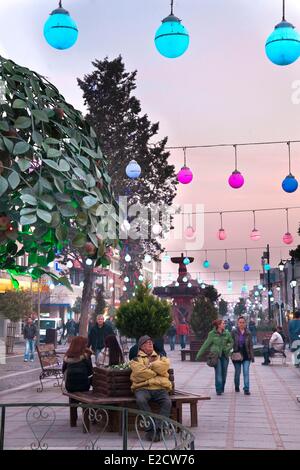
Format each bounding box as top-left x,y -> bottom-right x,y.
88,314 -> 114,362
62,336 -> 93,393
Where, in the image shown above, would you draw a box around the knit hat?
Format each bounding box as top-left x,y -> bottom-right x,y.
138,335 -> 152,349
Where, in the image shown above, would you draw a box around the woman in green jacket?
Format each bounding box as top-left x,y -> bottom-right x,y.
196,319 -> 233,395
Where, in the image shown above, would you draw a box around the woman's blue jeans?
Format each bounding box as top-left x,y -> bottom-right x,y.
234,360 -> 251,392
215,356 -> 229,393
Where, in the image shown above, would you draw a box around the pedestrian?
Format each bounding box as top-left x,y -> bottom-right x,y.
288,311 -> 300,367
276,325 -> 286,344
62,336 -> 93,393
88,314 -> 114,362
261,326 -> 285,365
23,317 -> 37,362
248,318 -> 257,345
231,316 -> 254,395
196,319 -> 233,396
130,335 -> 172,442
65,318 -> 77,342
167,321 -> 177,351
177,319 -> 189,349
97,334 -> 124,366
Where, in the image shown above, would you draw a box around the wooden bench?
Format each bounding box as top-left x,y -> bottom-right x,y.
181,341 -> 202,361
63,389 -> 210,432
36,343 -> 64,392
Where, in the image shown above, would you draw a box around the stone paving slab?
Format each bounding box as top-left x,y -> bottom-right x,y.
0,348 -> 300,450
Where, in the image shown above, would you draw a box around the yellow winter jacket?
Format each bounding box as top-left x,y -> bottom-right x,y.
130,350 -> 172,392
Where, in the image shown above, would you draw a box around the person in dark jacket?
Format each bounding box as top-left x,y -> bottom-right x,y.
167,322 -> 177,351
101,334 -> 124,366
62,336 -> 93,392
23,317 -> 37,362
88,314 -> 114,362
231,316 -> 254,395
65,318 -> 77,342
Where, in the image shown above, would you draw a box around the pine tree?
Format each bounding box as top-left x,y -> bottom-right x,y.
234,298 -> 247,317
115,283 -> 171,340
78,56 -> 177,297
190,296 -> 218,341
218,298 -> 228,317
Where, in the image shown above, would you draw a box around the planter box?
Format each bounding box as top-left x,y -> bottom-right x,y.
92,367 -> 175,397
92,367 -> 133,397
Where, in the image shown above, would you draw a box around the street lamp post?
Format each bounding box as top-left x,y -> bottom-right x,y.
263,244 -> 272,320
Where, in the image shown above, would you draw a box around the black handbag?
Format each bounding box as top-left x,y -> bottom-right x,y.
206,352 -> 219,367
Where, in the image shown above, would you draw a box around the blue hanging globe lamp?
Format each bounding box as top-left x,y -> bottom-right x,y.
243,263 -> 250,272
183,257 -> 190,265
44,1 -> 78,50
203,260 -> 210,269
126,160 -> 141,179
223,262 -> 230,270
282,174 -> 298,193
155,0 -> 189,58
265,1 -> 300,66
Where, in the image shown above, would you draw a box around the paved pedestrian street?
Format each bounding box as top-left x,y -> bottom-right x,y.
1,350 -> 300,450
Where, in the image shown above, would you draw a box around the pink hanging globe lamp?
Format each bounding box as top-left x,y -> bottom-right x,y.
283,232 -> 293,245
185,225 -> 195,238
218,228 -> 227,240
250,229 -> 261,241
177,166 -> 193,184
228,170 -> 244,189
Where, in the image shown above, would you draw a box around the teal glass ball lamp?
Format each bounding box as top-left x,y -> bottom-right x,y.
44,1 -> 78,50
155,1 -> 189,58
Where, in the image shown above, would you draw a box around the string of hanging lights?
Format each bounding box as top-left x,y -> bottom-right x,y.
44,0 -> 300,68
167,139 -> 300,192
179,206 -> 300,244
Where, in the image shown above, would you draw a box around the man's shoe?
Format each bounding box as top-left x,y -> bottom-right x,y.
235,387 -> 240,392
30,359 -> 34,362
216,391 -> 222,395
244,391 -> 251,395
24,359 -> 28,362
261,362 -> 269,365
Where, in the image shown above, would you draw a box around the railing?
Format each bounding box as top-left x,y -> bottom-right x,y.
0,403 -> 195,451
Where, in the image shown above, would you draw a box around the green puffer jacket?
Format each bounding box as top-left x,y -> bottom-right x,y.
196,329 -> 233,360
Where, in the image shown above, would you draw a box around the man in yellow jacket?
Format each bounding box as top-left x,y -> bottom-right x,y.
130,335 -> 172,441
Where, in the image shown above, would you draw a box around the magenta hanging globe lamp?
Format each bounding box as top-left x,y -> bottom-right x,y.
283,232 -> 293,244
228,170 -> 244,189
250,229 -> 261,241
218,228 -> 227,240
177,166 -> 193,184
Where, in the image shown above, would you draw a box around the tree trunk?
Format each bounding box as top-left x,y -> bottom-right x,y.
79,264 -> 94,337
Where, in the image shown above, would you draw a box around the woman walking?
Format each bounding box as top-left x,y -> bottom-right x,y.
231,316 -> 254,395
196,319 -> 233,395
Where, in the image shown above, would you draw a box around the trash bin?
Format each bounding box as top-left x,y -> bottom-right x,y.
45,328 -> 57,347
5,323 -> 16,354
